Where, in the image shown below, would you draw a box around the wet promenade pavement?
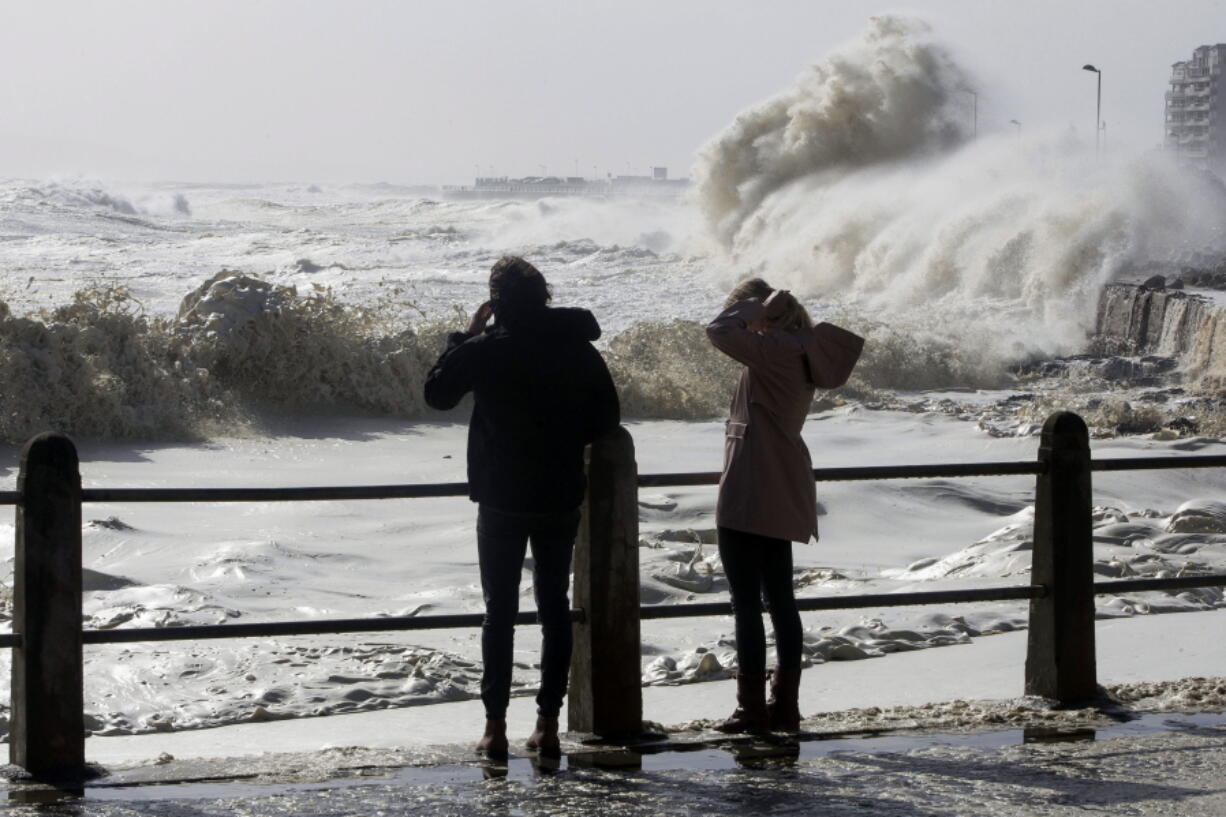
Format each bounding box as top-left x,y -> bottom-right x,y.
8,714 -> 1226,816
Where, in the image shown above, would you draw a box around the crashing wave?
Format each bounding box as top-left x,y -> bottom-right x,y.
693,15 -> 1226,382
0,273 -> 447,442
695,16 -> 971,247
5,181 -> 191,218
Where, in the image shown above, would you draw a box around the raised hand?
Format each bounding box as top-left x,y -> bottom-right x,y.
467,301 -> 494,335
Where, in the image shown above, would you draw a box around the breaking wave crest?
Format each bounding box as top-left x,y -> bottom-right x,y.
3,181 -> 191,217
604,320 -> 738,419
693,15 -> 1226,380
0,274 -> 449,442
695,16 -> 971,247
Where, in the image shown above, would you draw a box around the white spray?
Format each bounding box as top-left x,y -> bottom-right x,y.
694,16 -> 1226,381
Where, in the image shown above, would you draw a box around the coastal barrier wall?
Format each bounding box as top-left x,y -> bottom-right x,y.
8,417 -> 1226,779
1097,283 -> 1226,388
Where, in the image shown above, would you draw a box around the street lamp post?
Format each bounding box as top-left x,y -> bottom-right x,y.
1083,64 -> 1102,156
1010,119 -> 1022,139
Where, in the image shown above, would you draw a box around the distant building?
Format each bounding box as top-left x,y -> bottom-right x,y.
442,168 -> 688,200
1166,44 -> 1226,175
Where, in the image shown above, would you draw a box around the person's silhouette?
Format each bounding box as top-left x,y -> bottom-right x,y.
426,255 -> 619,757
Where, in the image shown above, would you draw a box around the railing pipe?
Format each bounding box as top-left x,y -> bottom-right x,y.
638,460 -> 1044,488
640,584 -> 1045,620
82,610 -> 582,644
1092,575 -> 1226,595
1091,455 -> 1226,473
81,483 -> 469,503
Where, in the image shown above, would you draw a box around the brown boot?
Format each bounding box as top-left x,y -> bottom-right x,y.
476,718 -> 508,758
714,673 -> 768,733
766,667 -> 802,732
525,715 -> 561,757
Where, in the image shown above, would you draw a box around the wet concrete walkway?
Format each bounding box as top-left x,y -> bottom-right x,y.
9,714 -> 1226,816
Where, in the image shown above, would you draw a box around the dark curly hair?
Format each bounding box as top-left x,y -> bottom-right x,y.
489,255 -> 551,317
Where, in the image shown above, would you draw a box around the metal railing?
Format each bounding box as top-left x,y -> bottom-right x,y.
6,410 -> 1226,776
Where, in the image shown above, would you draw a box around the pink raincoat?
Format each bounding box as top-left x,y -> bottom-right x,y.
706,296 -> 864,543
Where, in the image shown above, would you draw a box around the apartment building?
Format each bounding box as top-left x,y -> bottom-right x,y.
1166,43 -> 1226,175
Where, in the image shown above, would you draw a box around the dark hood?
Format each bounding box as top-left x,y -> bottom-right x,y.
495,306 -> 601,341
802,322 -> 865,389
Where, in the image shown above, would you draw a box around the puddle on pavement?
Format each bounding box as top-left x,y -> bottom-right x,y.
18,709 -> 1226,804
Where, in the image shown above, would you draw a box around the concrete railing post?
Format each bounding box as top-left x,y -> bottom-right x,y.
568,426 -> 643,738
12,433 -> 85,776
1025,412 -> 1098,704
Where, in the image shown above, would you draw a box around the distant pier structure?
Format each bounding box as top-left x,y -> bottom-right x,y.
1166,43 -> 1226,176
443,167 -> 689,200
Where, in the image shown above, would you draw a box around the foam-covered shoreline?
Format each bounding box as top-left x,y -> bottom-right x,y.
0,414 -> 1221,741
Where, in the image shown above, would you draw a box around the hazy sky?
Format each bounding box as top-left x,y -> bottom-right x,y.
1,1 -> 1222,184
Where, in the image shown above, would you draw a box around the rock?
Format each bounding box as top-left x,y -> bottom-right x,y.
1167,417 -> 1199,435
1141,274 -> 1166,289
88,516 -> 135,531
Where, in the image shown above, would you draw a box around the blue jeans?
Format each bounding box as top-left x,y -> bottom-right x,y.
477,505 -> 580,720
718,526 -> 803,675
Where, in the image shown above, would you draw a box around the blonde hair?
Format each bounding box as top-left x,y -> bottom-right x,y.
724,277 -> 774,308
725,277 -> 812,331
773,295 -> 813,332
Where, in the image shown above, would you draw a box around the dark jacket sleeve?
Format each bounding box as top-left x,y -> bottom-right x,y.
583,344 -> 621,442
705,300 -> 772,369
423,331 -> 478,410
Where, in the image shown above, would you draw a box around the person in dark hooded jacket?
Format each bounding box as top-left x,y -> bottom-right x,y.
424,255 -> 619,758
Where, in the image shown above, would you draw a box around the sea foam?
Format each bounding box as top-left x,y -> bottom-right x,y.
0,272 -> 1034,442
0,274 -> 450,442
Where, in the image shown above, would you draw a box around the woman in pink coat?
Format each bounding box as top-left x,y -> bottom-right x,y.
705,279 -> 863,732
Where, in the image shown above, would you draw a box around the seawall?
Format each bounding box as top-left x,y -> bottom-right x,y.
1096,283 -> 1226,389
